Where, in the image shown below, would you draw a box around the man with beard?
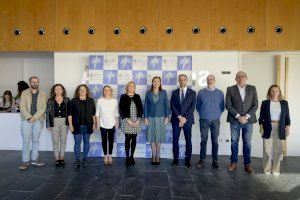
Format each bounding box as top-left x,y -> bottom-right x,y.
19,76 -> 47,170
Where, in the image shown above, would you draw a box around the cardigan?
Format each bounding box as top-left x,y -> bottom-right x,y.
144,90 -> 170,118
259,100 -> 291,140
119,94 -> 143,119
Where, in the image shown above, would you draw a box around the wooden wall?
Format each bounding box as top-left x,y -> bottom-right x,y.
0,0 -> 300,51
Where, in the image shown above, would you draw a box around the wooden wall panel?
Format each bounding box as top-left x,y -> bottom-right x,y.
106,0 -> 158,51
55,0 -> 106,51
158,0 -> 212,50
266,0 -> 300,50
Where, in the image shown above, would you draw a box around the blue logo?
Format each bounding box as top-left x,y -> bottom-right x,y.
147,56 -> 162,70
89,55 -> 103,70
88,142 -> 102,157
89,84 -> 102,99
177,56 -> 192,70
117,143 -> 126,157
117,85 -> 125,100
133,70 -> 147,85
118,55 -> 133,70
179,144 -> 186,159
146,143 -> 152,158
137,130 -> 147,144
103,70 -> 118,84
165,129 -> 173,144
162,71 -> 177,85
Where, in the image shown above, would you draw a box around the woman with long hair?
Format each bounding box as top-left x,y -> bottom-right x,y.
0,90 -> 15,112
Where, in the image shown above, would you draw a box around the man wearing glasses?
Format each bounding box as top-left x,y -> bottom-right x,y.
226,71 -> 258,174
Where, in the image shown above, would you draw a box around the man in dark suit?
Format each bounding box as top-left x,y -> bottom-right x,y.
170,74 -> 196,167
226,71 -> 258,174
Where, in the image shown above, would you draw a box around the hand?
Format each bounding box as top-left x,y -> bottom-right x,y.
127,119 -> 134,127
47,128 -> 52,132
29,117 -> 35,123
133,121 -> 140,128
238,116 -> 247,124
285,126 -> 290,137
144,118 -> 149,126
179,121 -> 184,127
115,122 -> 119,129
164,118 -> 169,125
69,125 -> 74,133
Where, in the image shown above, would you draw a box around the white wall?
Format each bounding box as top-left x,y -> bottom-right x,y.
0,53 -> 54,97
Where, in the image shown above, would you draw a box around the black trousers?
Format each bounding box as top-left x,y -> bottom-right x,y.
100,127 -> 115,155
125,133 -> 137,158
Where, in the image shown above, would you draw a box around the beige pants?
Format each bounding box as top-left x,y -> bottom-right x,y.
263,123 -> 283,173
51,118 -> 68,159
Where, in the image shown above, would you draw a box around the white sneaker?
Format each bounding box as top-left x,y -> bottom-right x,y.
264,172 -> 271,175
273,172 -> 280,176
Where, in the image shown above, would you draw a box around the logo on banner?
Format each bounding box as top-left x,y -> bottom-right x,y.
88,142 -> 102,157
177,56 -> 192,70
89,84 -> 102,99
165,129 -> 173,144
117,85 -> 126,100
147,56 -> 162,70
146,143 -> 152,158
133,70 -> 147,85
104,70 -> 118,84
89,55 -> 103,70
118,55 -> 133,70
117,143 -> 126,157
162,71 -> 177,85
179,144 -> 186,159
137,130 -> 147,144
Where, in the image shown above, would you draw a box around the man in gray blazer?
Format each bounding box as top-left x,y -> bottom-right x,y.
226,71 -> 258,174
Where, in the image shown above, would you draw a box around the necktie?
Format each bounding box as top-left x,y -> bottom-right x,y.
180,90 -> 184,105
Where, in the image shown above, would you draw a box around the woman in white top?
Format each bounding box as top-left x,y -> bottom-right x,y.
259,85 -> 291,175
96,85 -> 119,165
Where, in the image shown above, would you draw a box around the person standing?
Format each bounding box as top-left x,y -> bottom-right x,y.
196,75 -> 224,169
259,85 -> 290,176
170,74 -> 196,168
95,85 -> 119,165
144,77 -> 169,165
69,84 -> 96,168
226,71 -> 258,174
19,76 -> 47,170
119,81 -> 143,166
46,84 -> 71,167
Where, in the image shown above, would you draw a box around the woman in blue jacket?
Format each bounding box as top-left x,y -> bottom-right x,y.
259,84 -> 291,176
144,77 -> 169,165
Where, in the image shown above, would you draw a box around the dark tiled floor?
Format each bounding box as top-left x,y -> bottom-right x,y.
0,151 -> 300,200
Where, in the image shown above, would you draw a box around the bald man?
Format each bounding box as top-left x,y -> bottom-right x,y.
226,71 -> 258,174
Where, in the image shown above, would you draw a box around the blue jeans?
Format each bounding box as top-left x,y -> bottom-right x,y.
230,123 -> 253,165
199,119 -> 220,162
172,123 -> 192,162
20,120 -> 43,162
73,126 -> 91,160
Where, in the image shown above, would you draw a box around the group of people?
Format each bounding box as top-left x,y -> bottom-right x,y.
16,71 -> 290,176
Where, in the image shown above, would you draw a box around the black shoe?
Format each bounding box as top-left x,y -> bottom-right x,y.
130,157 -> 135,166
73,159 -> 80,168
55,160 -> 61,167
126,158 -> 131,166
196,160 -> 205,169
83,158 -> 89,167
171,159 -> 178,166
185,161 -> 191,168
155,161 -> 160,165
60,160 -> 66,168
212,161 -> 219,169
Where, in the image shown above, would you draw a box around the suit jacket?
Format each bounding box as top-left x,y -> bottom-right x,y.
225,84 -> 258,124
170,88 -> 196,126
259,100 -> 291,140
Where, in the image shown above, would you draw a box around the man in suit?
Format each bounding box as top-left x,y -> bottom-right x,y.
170,74 -> 196,167
226,71 -> 258,174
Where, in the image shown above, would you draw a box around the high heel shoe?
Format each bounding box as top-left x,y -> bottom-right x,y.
108,155 -> 113,165
104,156 -> 109,165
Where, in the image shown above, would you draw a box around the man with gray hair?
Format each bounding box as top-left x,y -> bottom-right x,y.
196,75 -> 224,169
226,71 -> 258,174
19,76 -> 47,170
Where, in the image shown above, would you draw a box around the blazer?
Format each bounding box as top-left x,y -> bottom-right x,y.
144,90 -> 170,118
19,88 -> 47,121
170,88 -> 196,126
119,94 -> 143,119
225,84 -> 258,124
259,100 -> 291,140
46,97 -> 71,128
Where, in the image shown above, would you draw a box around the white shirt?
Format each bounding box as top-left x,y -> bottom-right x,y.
180,86 -> 188,101
237,84 -> 246,102
270,101 -> 281,121
95,98 -> 119,129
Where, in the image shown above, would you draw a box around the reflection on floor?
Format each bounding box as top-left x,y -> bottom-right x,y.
0,151 -> 300,200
